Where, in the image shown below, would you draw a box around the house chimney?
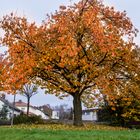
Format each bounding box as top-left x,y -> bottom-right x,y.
19,99 -> 22,103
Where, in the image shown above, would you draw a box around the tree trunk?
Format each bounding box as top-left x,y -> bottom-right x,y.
73,94 -> 83,126
27,98 -> 30,116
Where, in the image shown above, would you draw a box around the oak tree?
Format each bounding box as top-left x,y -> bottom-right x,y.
0,0 -> 138,126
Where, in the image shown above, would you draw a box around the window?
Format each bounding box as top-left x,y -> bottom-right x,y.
83,112 -> 90,115
86,112 -> 90,115
21,108 -> 25,111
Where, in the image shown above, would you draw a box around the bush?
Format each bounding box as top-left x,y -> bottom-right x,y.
125,121 -> 140,129
13,114 -> 44,124
0,120 -> 10,125
98,92 -> 140,128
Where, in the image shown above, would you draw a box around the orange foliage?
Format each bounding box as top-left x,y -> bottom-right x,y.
0,0 -> 139,125
0,54 -> 9,91
0,0 -> 138,97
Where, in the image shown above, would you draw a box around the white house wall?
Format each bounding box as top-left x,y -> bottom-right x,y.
0,100 -> 4,110
92,112 -> 98,121
33,108 -> 49,119
82,111 -> 98,121
51,111 -> 59,119
17,106 -> 27,112
16,106 -> 49,120
7,109 -> 21,120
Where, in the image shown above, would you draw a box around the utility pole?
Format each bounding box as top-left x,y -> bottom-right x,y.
11,94 -> 16,126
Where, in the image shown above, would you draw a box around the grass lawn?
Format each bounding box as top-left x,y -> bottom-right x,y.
0,124 -> 140,140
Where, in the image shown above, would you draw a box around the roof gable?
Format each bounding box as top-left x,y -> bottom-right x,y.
0,97 -> 21,112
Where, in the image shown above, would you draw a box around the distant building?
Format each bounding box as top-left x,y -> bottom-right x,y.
82,108 -> 99,121
51,110 -> 59,119
37,104 -> 52,119
37,105 -> 60,120
15,100 -> 49,120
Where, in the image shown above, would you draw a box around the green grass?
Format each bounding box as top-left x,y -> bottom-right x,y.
0,126 -> 140,140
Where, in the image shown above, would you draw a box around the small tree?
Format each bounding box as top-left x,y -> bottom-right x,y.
0,104 -> 9,120
18,84 -> 38,116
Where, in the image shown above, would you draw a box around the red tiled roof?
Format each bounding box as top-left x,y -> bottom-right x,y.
15,101 -> 27,107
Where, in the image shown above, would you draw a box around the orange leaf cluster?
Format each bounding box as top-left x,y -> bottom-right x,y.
0,0 -> 139,102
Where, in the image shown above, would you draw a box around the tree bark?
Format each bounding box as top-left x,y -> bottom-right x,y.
27,98 -> 30,116
73,93 -> 83,126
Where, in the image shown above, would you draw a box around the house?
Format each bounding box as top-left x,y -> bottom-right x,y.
51,110 -> 59,119
37,104 -> 52,119
82,108 -> 99,121
0,97 -> 21,120
37,105 -> 60,120
15,100 -> 49,120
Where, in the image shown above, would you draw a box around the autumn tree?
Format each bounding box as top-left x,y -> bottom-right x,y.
97,46 -> 140,126
0,0 -> 138,126
105,47 -> 140,125
18,84 -> 38,116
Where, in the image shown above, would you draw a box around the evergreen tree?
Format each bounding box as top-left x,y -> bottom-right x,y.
0,104 -> 9,120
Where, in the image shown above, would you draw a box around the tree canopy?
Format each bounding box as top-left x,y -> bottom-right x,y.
0,0 -> 139,126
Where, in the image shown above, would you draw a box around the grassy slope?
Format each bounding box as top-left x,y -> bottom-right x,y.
0,127 -> 140,140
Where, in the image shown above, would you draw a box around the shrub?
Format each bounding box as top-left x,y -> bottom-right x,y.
0,120 -> 10,125
13,114 -> 44,124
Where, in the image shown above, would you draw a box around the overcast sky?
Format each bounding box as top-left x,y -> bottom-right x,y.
0,0 -> 140,107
